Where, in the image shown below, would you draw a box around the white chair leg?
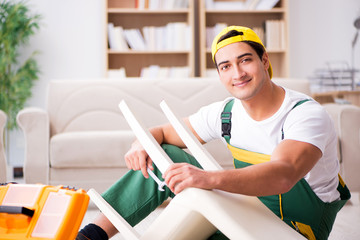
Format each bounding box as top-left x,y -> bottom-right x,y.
160,100 -> 222,171
87,189 -> 140,240
118,100 -> 172,174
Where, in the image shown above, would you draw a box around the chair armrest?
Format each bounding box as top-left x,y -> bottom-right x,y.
323,103 -> 360,192
0,110 -> 7,182
323,103 -> 359,159
17,107 -> 49,184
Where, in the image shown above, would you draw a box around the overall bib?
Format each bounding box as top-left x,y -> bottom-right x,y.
221,99 -> 351,240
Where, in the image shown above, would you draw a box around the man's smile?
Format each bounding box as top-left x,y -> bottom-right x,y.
233,79 -> 252,87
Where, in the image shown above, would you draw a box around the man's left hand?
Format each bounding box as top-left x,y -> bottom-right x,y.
163,163 -> 213,194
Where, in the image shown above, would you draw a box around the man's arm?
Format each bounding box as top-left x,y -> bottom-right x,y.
124,118 -> 204,178
163,139 -> 322,196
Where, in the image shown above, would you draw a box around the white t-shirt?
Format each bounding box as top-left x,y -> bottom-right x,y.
189,87 -> 340,203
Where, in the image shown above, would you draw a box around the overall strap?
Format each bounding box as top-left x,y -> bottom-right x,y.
221,98 -> 311,143
281,99 -> 311,140
221,99 -> 235,144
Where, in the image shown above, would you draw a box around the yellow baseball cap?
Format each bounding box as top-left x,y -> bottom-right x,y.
211,26 -> 273,79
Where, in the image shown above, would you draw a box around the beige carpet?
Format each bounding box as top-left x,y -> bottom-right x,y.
81,192 -> 360,240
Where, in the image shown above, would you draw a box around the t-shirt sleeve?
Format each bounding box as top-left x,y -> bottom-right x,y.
283,102 -> 334,154
188,100 -> 229,143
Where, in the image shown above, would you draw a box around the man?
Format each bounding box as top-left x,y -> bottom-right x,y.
78,26 -> 350,240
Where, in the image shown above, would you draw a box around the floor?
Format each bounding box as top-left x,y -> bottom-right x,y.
81,192 -> 360,240
10,175 -> 360,239
328,193 -> 360,240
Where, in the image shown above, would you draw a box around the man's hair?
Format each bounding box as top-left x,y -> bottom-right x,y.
214,30 -> 265,69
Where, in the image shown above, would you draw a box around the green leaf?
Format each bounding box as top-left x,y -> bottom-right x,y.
0,0 -> 41,130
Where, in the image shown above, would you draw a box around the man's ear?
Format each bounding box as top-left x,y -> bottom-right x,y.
262,52 -> 270,70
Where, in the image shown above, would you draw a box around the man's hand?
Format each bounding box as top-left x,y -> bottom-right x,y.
124,140 -> 153,178
163,163 -> 213,194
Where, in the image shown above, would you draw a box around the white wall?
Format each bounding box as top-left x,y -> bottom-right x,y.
8,0 -> 106,167
6,0 -> 360,168
23,0 -> 106,108
288,0 -> 360,78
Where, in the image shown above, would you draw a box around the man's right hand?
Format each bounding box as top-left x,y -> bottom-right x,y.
123,120 -> 198,179
124,140 -> 153,178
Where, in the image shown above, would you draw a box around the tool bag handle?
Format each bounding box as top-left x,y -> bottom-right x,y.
0,205 -> 34,217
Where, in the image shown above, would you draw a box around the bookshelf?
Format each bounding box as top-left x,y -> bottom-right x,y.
199,0 -> 289,78
106,0 -> 194,77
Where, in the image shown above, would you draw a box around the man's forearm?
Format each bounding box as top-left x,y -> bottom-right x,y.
149,123 -> 187,148
148,126 -> 166,145
208,161 -> 296,197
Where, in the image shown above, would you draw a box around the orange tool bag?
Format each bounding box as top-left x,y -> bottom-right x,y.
0,183 -> 89,240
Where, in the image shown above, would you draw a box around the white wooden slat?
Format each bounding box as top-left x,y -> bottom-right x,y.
87,189 -> 140,240
118,100 -> 173,174
159,100 -> 222,171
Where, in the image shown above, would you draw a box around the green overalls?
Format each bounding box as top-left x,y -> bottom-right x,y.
221,99 -> 351,240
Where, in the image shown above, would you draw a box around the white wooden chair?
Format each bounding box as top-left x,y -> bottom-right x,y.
88,100 -> 305,240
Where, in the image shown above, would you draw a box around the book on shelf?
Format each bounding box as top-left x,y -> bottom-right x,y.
140,65 -> 190,78
108,66 -> 190,78
165,23 -> 175,51
108,68 -> 127,78
109,22 -> 191,52
137,0 -> 188,10
206,0 -> 247,10
142,26 -> 155,50
264,19 -> 286,51
280,20 -> 286,50
136,0 -> 145,9
253,27 -> 265,45
205,0 -> 280,10
141,65 -> 160,78
169,66 -> 190,77
134,22 -> 191,51
173,0 -> 189,9
254,0 -> 280,10
123,28 -> 147,51
205,21 -> 284,52
108,23 -> 129,51
206,23 -> 228,49
168,22 -> 191,50
246,0 -> 261,10
155,26 -> 165,50
108,23 -> 116,49
158,67 -> 170,77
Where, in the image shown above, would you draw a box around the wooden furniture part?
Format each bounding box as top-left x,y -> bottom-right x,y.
199,0 -> 289,77
106,0 -> 195,77
313,91 -> 360,106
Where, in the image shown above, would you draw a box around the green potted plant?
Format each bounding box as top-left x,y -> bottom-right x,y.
0,1 -> 41,143
0,0 -> 41,167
